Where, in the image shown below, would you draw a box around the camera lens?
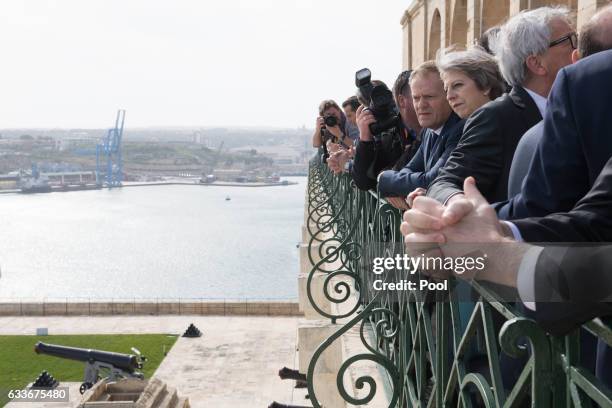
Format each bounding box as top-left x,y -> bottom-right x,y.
324,116 -> 338,127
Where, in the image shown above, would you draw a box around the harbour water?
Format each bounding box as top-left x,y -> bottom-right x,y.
0,178 -> 306,299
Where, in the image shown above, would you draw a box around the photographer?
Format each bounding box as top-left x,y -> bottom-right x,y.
351,70 -> 422,191
327,145 -> 355,175
312,100 -> 354,157
341,96 -> 361,142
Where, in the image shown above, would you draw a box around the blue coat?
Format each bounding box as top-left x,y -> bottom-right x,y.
377,112 -> 464,197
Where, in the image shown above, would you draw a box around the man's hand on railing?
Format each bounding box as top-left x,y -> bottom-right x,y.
406,187 -> 426,208
326,140 -> 342,154
399,193 -> 450,279
327,149 -> 351,175
384,188 -> 427,212
402,177 -> 508,244
386,196 -> 410,211
401,177 -> 524,285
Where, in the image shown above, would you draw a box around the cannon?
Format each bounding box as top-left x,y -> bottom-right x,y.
34,342 -> 147,394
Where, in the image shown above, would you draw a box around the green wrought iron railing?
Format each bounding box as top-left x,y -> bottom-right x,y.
304,158 -> 612,408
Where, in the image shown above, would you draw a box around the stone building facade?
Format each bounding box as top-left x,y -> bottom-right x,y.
401,0 -> 609,69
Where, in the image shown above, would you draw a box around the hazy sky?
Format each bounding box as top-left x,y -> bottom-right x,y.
0,1 -> 408,129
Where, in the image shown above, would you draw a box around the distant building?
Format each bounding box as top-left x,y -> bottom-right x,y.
192,131 -> 206,145
0,174 -> 18,189
273,157 -> 295,165
213,169 -> 244,181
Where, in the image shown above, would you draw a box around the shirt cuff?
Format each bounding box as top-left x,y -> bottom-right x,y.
517,245 -> 544,311
503,221 -> 523,242
443,191 -> 464,205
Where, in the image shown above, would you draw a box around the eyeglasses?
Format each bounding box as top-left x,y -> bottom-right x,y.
549,32 -> 578,49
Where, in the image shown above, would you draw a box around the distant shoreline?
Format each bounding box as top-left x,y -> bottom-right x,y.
0,179 -> 300,195
123,180 -> 299,188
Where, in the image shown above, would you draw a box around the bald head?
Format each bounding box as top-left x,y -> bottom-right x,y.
579,4 -> 612,58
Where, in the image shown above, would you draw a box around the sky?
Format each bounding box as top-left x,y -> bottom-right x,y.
0,1 -> 409,129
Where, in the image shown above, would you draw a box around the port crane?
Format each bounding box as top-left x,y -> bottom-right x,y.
96,109 -> 125,187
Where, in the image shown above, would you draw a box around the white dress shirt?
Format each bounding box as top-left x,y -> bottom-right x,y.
524,87 -> 548,118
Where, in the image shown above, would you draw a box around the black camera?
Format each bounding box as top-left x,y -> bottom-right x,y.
324,115 -> 338,127
355,68 -> 401,136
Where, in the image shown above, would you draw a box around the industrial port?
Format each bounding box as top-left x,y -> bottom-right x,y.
0,111 -> 310,194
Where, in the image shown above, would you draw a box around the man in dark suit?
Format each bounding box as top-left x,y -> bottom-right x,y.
426,7 -> 575,205
377,112 -> 462,198
511,145 -> 612,244
401,45 -> 612,381
403,161 -> 612,328
404,165 -> 612,376
405,166 -> 612,384
496,4 -> 612,219
376,63 -> 465,208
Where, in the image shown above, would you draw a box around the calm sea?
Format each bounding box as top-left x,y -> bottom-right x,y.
0,178 -> 306,299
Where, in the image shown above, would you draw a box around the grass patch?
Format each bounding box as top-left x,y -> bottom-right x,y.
0,334 -> 178,406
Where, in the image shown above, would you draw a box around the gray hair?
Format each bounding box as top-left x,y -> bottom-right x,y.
492,6 -> 573,87
436,47 -> 505,99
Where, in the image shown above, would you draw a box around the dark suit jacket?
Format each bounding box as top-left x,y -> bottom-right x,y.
533,245 -> 612,336
427,86 -> 542,204
512,155 -> 612,339
377,113 -> 464,197
506,121 -> 543,198
496,49 -> 612,220
513,154 -> 612,243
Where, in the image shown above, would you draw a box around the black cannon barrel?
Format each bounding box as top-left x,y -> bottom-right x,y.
34,342 -> 139,373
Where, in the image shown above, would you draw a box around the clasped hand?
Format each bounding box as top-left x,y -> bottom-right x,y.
400,177 -> 508,279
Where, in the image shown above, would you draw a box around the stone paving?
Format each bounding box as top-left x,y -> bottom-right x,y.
0,316 -> 309,407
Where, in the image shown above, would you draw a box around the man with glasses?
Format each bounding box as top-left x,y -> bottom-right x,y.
549,31 -> 577,49
495,3 -> 612,220
402,6 -> 612,389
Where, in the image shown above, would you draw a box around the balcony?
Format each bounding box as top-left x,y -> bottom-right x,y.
299,158 -> 612,407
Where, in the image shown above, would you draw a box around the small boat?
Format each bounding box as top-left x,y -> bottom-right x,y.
225,196 -> 231,201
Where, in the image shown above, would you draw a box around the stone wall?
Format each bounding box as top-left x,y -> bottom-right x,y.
400,0 -> 606,69
0,300 -> 301,317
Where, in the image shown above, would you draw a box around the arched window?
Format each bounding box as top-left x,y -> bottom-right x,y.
428,9 -> 442,59
449,0 -> 468,47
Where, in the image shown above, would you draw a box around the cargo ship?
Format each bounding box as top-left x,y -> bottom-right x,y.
18,174 -> 102,194
19,175 -> 52,194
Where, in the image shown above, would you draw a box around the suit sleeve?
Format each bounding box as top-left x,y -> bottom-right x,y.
497,71 -> 588,220
377,137 -> 425,196
513,156 -> 612,242
427,107 -> 503,204
378,128 -> 462,197
532,245 -> 612,335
